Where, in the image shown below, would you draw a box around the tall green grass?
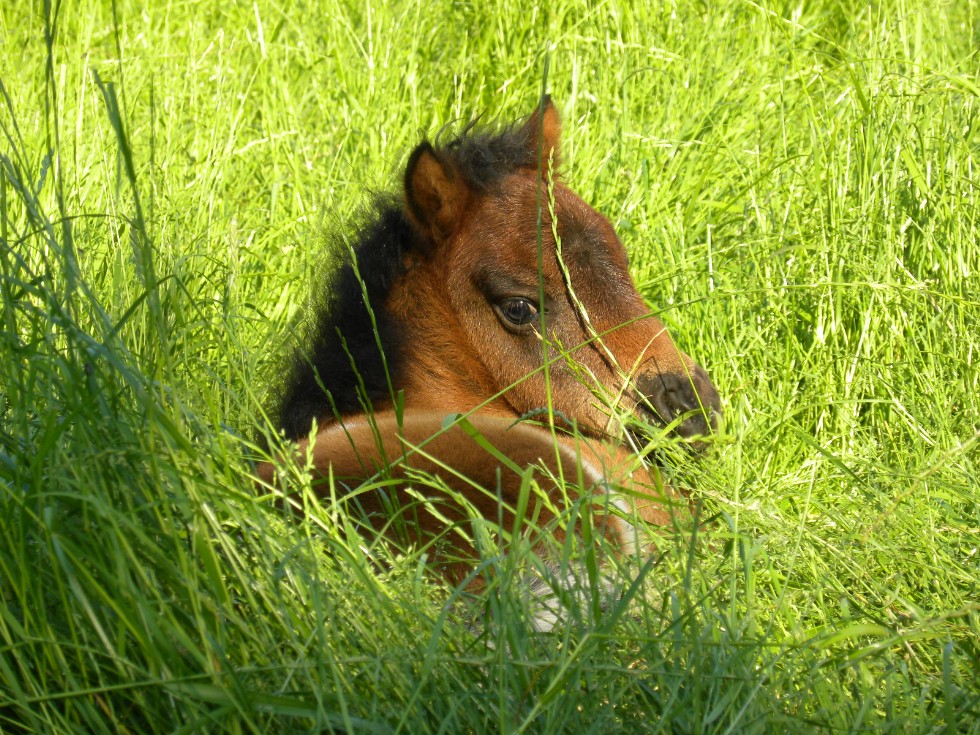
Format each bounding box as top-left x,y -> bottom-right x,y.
1,0 -> 977,731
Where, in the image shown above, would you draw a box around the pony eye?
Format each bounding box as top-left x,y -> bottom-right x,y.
496,297 -> 539,328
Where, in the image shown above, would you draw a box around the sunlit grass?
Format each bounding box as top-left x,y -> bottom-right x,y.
1,0 -> 977,731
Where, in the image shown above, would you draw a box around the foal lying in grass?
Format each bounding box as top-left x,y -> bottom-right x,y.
259,98 -> 720,616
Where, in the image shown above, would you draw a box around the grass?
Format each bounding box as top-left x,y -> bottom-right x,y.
1,0 -> 978,731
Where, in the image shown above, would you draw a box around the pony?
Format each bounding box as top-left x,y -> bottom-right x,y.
259,97 -> 721,592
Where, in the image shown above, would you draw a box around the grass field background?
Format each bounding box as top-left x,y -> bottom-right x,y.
1,0 -> 978,732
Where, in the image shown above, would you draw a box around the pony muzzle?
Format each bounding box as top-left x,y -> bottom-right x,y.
634,366 -> 721,445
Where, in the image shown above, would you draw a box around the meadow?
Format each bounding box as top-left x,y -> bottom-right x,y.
1,0 -> 978,732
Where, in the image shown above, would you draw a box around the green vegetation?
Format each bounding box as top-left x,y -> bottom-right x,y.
1,0 -> 977,731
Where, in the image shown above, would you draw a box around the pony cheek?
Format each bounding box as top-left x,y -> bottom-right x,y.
484,330 -> 548,397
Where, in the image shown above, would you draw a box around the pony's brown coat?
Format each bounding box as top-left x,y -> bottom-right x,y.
261,99 -> 721,581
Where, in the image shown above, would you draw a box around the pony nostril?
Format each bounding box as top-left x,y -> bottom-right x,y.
636,369 -> 721,440
643,387 -> 678,426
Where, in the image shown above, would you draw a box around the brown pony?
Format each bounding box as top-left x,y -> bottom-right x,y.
260,98 -> 721,590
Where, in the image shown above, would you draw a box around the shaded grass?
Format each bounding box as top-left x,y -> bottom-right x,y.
1,0 -> 978,732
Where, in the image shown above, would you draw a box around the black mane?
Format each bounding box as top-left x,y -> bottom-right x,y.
437,116 -> 539,191
272,113 -> 540,441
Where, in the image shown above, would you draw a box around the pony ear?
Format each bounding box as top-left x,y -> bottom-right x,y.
404,142 -> 470,246
522,95 -> 561,173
